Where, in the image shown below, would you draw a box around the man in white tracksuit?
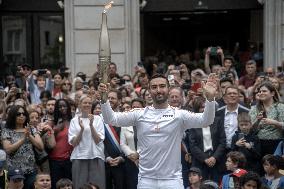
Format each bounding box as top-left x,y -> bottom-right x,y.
99,74 -> 217,189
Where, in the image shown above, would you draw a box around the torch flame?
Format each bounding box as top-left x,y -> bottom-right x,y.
103,1 -> 114,13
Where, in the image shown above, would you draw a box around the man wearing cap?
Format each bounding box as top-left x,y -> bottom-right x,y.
0,150 -> 8,189
7,168 -> 25,189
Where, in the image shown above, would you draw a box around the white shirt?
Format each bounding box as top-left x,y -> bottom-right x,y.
120,126 -> 137,156
101,100 -> 215,179
68,115 -> 105,160
224,105 -> 239,148
202,127 -> 213,152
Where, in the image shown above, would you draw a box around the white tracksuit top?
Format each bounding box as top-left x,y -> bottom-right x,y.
101,100 -> 215,179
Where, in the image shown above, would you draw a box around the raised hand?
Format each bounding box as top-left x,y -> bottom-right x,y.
78,116 -> 84,131
88,114 -> 94,126
98,83 -> 109,103
203,73 -> 218,101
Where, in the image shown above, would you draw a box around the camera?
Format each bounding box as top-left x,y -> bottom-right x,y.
17,88 -> 23,94
210,47 -> 218,56
168,75 -> 175,86
119,78 -> 126,86
38,69 -> 47,75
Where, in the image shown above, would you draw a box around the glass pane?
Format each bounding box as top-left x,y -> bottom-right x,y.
39,15 -> 64,70
2,16 -> 27,67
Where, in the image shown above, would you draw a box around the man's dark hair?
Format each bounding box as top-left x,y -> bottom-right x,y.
239,172 -> 262,189
262,154 -> 284,169
220,77 -> 233,86
40,90 -> 52,100
108,89 -> 122,100
224,85 -> 239,96
131,98 -> 145,108
224,55 -> 235,64
149,74 -> 169,86
109,62 -> 117,68
47,97 -> 57,102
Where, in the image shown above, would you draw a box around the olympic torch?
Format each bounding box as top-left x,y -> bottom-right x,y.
99,1 -> 113,100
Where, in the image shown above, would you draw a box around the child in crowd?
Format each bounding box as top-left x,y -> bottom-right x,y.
187,167 -> 203,189
239,171 -> 262,189
221,151 -> 248,189
56,178 -> 73,189
7,168 -> 25,189
231,112 -> 262,173
261,155 -> 284,189
34,172 -> 51,189
28,69 -> 53,104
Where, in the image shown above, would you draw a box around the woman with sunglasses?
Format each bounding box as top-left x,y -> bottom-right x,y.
1,105 -> 44,189
54,79 -> 72,100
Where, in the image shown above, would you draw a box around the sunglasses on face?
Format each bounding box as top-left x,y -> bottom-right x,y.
16,112 -> 25,116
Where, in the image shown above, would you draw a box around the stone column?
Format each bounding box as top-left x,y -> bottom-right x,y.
263,0 -> 284,69
65,0 -> 141,77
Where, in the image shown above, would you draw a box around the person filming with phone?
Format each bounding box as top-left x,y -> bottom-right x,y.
231,112 -> 261,173
249,82 -> 284,157
28,69 -> 53,104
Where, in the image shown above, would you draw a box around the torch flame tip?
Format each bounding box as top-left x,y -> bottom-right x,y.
103,1 -> 114,13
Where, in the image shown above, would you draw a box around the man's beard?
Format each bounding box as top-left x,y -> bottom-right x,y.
47,110 -> 54,115
153,94 -> 168,104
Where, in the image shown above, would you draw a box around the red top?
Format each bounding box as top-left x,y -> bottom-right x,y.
49,124 -> 73,160
52,88 -> 61,97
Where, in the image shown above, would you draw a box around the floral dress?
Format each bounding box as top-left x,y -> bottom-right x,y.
1,128 -> 37,174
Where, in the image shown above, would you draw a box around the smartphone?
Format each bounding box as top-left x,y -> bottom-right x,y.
137,61 -> 144,67
191,82 -> 202,93
238,132 -> 245,140
17,88 -> 23,94
168,75 -> 175,86
38,69 -> 47,75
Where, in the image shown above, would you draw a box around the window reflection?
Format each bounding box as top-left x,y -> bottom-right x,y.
2,16 -> 27,65
39,15 -> 64,69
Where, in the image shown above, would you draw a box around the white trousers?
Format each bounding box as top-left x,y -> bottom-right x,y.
137,177 -> 184,189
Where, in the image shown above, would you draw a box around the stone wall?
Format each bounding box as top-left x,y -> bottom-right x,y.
65,0 -> 140,77
264,0 -> 284,68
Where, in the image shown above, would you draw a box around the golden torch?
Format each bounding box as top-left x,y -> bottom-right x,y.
99,1 -> 113,99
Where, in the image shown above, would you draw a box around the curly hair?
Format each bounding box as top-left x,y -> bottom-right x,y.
53,99 -> 72,124
239,171 -> 262,189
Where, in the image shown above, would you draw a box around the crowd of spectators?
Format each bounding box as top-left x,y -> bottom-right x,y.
0,45 -> 284,189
